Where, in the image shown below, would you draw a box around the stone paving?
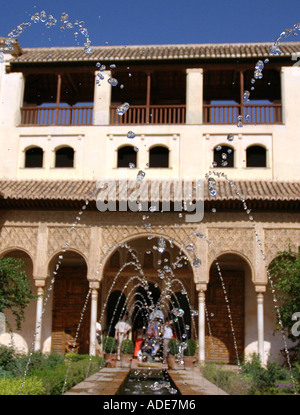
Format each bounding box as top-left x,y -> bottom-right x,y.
64,359 -> 228,395
168,367 -> 228,395
64,367 -> 130,395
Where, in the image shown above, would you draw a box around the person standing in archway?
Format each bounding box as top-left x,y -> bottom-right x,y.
96,320 -> 103,357
162,320 -> 173,363
115,312 -> 131,360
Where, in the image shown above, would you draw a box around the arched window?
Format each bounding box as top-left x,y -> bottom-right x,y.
246,145 -> 266,167
149,146 -> 169,168
25,147 -> 43,168
213,145 -> 234,167
161,250 -> 171,264
143,250 -> 154,268
117,145 -> 137,168
55,146 -> 74,168
109,250 -> 120,269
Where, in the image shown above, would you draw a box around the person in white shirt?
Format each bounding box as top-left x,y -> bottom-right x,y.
162,320 -> 173,363
115,313 -> 131,360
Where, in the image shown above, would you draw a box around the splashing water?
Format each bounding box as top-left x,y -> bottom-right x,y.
117,102 -> 130,115
127,131 -> 136,139
108,77 -> 118,86
208,177 -> 217,196
136,170 -> 146,182
157,237 -> 166,253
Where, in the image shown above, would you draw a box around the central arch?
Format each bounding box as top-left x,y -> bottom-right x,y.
99,234 -> 198,342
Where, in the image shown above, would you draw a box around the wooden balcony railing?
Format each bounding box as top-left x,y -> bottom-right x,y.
20,106 -> 94,126
203,103 -> 282,124
110,104 -> 186,125
20,103 -> 282,126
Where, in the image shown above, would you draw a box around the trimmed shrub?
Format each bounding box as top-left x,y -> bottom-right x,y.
168,338 -> 181,355
183,338 -> 197,356
103,336 -> 117,354
121,339 -> 134,354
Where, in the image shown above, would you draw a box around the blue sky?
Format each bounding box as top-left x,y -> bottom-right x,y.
1,0 -> 300,48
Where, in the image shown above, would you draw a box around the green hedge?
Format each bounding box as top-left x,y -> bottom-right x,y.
31,357 -> 105,395
0,346 -> 106,395
0,376 -> 45,395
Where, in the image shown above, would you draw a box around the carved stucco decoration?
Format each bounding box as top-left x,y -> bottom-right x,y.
100,224 -> 199,260
47,226 -> 91,258
264,228 -> 300,262
0,226 -> 38,258
207,228 -> 254,263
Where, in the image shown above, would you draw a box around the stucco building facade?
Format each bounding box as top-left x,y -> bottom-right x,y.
0,38 -> 299,364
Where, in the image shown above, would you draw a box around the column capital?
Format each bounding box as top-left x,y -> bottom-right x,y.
89,280 -> 100,290
255,284 -> 267,293
186,68 -> 203,74
33,278 -> 46,288
196,283 -> 207,293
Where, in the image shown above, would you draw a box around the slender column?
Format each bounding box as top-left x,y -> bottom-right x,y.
257,292 -> 265,364
89,283 -> 99,356
93,70 -> 111,125
145,72 -> 151,124
55,73 -> 62,125
239,69 -> 245,117
186,68 -> 203,124
198,288 -> 206,362
34,281 -> 45,352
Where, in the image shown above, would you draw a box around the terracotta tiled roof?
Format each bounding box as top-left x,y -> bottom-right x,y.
0,180 -> 299,208
9,41 -> 300,64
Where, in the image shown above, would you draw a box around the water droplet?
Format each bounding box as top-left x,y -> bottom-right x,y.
243,90 -> 250,103
136,170 -> 146,182
31,13 -> 40,23
255,60 -> 264,71
193,256 -> 202,267
254,70 -> 263,80
208,177 -> 217,196
40,11 -> 47,23
127,131 -> 135,139
172,308 -> 184,317
269,45 -> 280,55
221,153 -> 227,160
108,77 -> 118,86
117,102 -> 130,115
129,162 -> 135,168
186,243 -> 194,251
237,114 -> 243,128
84,45 -> 93,54
157,237 -> 166,253
212,208 -> 216,213
149,205 -> 157,212
133,146 -> 139,152
216,145 -> 222,151
110,63 -> 116,68
227,134 -> 234,142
